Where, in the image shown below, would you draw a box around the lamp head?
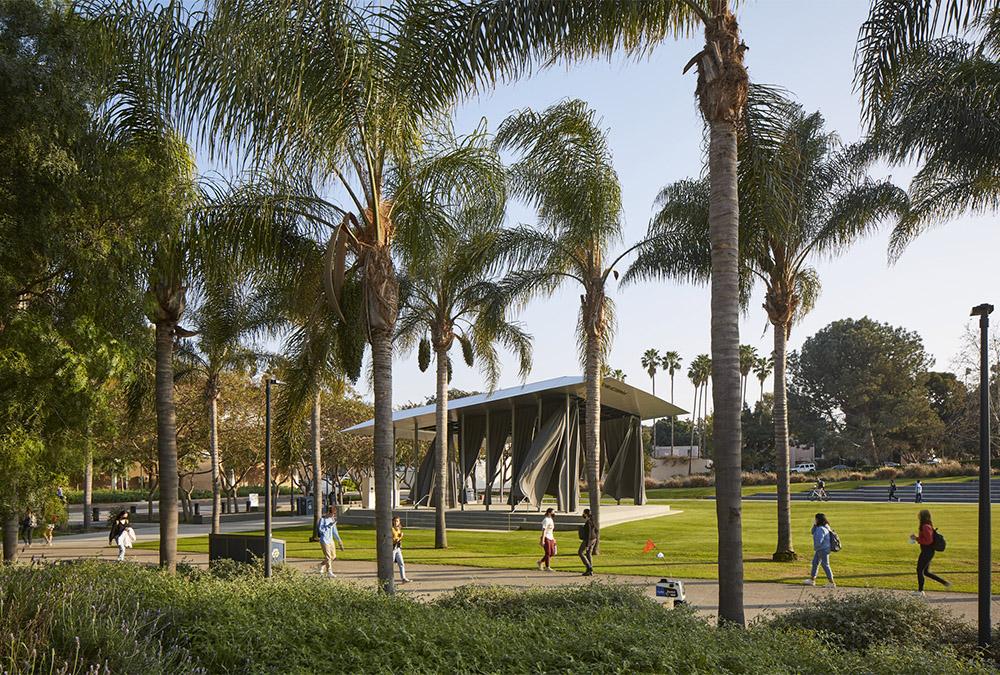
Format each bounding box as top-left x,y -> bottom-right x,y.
970,303 -> 994,317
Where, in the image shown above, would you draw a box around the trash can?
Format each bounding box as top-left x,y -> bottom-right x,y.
209,534 -> 285,566
295,496 -> 314,515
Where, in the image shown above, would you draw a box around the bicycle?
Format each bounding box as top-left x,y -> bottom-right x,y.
808,489 -> 830,502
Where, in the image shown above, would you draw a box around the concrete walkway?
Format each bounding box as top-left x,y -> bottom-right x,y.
16,520 -> 999,624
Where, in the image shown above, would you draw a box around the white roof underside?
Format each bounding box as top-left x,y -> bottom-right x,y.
341,375 -> 687,439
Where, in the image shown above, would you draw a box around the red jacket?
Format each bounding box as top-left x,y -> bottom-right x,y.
917,523 -> 935,546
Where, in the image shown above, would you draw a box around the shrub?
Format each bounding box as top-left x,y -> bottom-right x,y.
766,591 -> 975,655
874,467 -> 900,479
0,563 -> 991,674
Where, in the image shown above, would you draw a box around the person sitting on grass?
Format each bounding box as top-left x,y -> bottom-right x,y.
317,505 -> 345,578
803,513 -> 835,588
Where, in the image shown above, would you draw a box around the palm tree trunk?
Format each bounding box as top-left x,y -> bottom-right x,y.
83,441 -> 93,530
311,389 -> 322,539
208,388 -> 221,534
434,347 -> 449,548
584,331 -> 602,532
689,384 -> 698,475
772,323 -> 796,561
708,116 -> 745,626
370,326 -> 396,592
670,375 -> 676,456
155,319 -> 179,573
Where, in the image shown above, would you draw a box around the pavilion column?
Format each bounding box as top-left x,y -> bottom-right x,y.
460,414 -> 466,510
485,410 -> 491,511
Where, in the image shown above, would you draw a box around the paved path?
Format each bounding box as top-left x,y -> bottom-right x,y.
18,520 -> 999,624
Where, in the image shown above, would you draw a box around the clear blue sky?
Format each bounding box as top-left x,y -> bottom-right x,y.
196,1 -> 998,414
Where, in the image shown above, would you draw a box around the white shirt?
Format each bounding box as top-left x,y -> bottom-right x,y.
915,483 -> 923,493
541,516 -> 555,541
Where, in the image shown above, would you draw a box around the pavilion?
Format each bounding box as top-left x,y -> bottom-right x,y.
342,375 -> 686,514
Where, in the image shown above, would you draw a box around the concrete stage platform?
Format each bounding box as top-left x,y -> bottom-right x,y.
338,503 -> 678,531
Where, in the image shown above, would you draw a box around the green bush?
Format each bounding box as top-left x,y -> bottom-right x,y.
765,591 -> 975,655
0,563 -> 991,674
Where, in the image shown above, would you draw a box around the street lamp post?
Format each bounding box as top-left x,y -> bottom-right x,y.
970,303 -> 993,648
264,377 -> 277,579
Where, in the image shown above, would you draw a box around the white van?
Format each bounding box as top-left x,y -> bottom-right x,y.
791,462 -> 817,474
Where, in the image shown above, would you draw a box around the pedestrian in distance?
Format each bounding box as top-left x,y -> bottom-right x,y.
109,510 -> 135,562
391,516 -> 411,584
578,508 -> 599,576
43,519 -> 55,546
537,507 -> 557,572
914,479 -> 923,503
911,509 -> 950,595
803,513 -> 836,587
19,509 -> 37,549
888,479 -> 898,502
316,505 -> 345,578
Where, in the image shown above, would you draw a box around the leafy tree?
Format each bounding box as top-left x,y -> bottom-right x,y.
396,147 -> 530,548
742,394 -> 775,471
496,100 -> 647,532
788,317 -> 942,464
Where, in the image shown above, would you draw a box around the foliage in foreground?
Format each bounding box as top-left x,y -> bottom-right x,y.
0,562 -> 994,674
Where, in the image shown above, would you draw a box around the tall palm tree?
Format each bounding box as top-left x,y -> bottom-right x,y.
629,91 -> 907,561
496,100 -> 649,534
661,350 -> 683,453
857,2 -> 999,256
179,284 -> 275,534
642,348 -> 661,396
641,348 -> 661,447
430,2 -> 751,620
754,355 -> 773,404
101,0 -> 510,592
738,344 -> 758,409
396,158 -> 531,550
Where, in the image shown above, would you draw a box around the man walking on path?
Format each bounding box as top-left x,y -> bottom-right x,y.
578,508 -> 599,576
914,480 -> 923,503
317,506 -> 345,577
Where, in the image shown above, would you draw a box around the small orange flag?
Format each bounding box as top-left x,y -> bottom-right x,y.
642,539 -> 656,553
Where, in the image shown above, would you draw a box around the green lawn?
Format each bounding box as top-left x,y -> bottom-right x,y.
145,499 -> 1000,594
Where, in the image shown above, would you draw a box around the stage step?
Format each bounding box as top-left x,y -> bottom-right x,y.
338,508 -> 587,531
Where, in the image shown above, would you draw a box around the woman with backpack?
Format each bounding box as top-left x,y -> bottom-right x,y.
803,513 -> 836,587
911,509 -> 950,595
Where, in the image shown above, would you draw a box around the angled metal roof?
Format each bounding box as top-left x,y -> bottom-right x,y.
341,375 -> 687,438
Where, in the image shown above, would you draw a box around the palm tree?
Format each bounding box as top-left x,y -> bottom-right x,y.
179,284 -> 275,534
642,348 -> 661,396
496,100 -> 649,534
754,355 -> 773,404
857,2 -> 999,256
738,344 -> 758,409
603,367 -> 628,382
661,351 -> 683,453
102,0 -> 512,592
629,91 -> 907,561
396,158 -> 531,550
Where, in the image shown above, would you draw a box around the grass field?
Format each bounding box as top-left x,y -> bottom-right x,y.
643,474 -> 980,500
143,500 -> 1000,594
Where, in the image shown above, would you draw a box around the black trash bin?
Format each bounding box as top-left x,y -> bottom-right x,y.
208,534 -> 285,566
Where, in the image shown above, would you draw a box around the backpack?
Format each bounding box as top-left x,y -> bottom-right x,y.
578,524 -> 586,541
932,529 -> 946,552
828,529 -> 842,553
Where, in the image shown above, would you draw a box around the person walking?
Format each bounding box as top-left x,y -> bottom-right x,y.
391,516 -> 411,584
914,480 -> 923,503
578,508 -> 599,576
43,518 -> 56,546
803,513 -> 836,587
537,507 -> 557,571
109,510 -> 134,562
911,509 -> 950,595
19,509 -> 37,549
888,479 -> 898,502
316,505 -> 345,578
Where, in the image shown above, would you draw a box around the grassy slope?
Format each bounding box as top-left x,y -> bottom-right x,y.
145,500 -> 1000,594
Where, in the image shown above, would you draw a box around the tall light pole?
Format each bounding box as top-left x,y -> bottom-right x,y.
970,303 -> 993,648
264,377 -> 278,578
